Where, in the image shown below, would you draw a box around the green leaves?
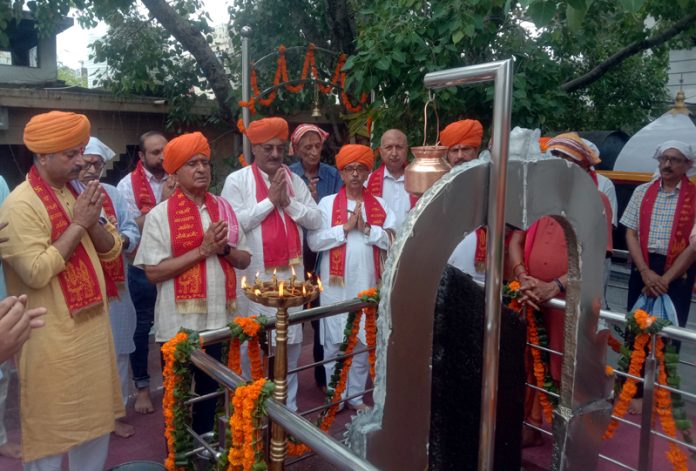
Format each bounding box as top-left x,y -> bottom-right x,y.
526,0 -> 557,25
618,0 -> 645,11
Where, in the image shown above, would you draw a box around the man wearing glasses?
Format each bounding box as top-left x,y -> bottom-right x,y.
221,117 -> 322,412
308,144 -> 396,412
621,140 -> 696,328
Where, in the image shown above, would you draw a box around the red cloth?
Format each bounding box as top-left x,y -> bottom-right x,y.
166,188 -> 237,311
244,117 -> 289,145
23,111 -> 90,154
639,176 -> 695,270
366,165 -> 418,208
130,161 -> 157,214
100,188 -> 125,298
539,137 -> 552,152
163,131 -> 210,174
440,120 -> 483,148
335,144 -> 374,170
251,163 -> 302,269
28,166 -> 104,316
329,188 -> 386,286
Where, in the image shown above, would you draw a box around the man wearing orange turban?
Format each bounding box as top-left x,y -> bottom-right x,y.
2,111 -> 125,467
366,129 -> 416,229
440,119 -> 484,166
308,143 -> 396,412
222,116 -> 322,412
136,132 -> 251,437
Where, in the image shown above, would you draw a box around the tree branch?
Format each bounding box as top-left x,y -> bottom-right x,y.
140,0 -> 234,119
561,11 -> 696,93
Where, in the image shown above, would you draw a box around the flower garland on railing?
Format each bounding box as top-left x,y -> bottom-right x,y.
227,378 -> 274,471
161,329 -> 199,471
287,288 -> 380,457
228,315 -> 267,382
525,306 -> 558,423
239,44 -> 367,115
603,309 -> 693,470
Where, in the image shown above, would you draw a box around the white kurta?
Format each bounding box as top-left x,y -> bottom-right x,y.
447,232 -> 486,284
367,169 -> 411,229
307,194 -> 396,344
117,167 -> 168,220
134,199 -> 250,342
221,166 -> 322,344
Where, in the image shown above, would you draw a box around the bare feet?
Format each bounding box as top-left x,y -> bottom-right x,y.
629,398 -> 642,415
0,441 -> 22,459
134,388 -> 154,414
114,419 -> 135,438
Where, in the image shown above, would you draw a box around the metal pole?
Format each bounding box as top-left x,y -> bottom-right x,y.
478,58 -> 513,471
270,306 -> 289,471
637,335 -> 657,471
423,59 -> 514,470
241,26 -> 252,162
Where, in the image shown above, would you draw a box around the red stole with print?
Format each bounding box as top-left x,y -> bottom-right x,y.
639,176 -> 695,270
167,189 -> 237,313
251,163 -> 302,269
28,166 -> 104,316
367,165 -> 418,207
329,188 -> 386,286
473,226 -> 514,273
99,189 -> 125,296
130,160 -> 157,214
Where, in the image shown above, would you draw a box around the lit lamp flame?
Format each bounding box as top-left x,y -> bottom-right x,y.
254,288 -> 261,296
241,276 -> 247,289
291,266 -> 296,276
306,271 -> 312,279
316,277 -> 323,292
302,284 -> 306,296
279,282 -> 284,297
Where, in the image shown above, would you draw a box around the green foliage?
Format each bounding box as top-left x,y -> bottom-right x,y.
56,62 -> 87,86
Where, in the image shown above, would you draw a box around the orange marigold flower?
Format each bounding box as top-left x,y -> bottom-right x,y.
508,280 -> 521,291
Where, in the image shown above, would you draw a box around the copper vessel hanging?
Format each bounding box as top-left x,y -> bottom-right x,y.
404,93 -> 451,196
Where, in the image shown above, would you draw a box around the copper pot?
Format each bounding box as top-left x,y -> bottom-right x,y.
404,145 -> 451,196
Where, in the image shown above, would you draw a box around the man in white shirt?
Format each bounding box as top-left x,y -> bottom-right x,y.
221,117 -> 322,412
366,129 -> 413,229
308,144 -> 396,411
117,131 -> 175,414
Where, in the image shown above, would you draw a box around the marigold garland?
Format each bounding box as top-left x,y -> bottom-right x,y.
358,288 -> 379,379
503,280 -> 523,313
241,44 -> 368,115
525,306 -> 556,423
228,316 -> 267,381
287,288 -> 380,457
161,329 -> 199,471
227,378 -> 274,471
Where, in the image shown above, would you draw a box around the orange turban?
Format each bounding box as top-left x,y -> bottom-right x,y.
163,131 -> 211,174
23,111 -> 91,154
243,117 -> 289,145
539,137 -> 552,152
335,144 -> 374,171
440,119 -> 483,148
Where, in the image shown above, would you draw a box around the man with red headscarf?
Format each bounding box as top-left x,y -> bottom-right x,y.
308,144 -> 396,412
0,111 -> 123,469
366,129 -> 413,228
136,131 -> 251,434
117,130 -> 176,414
222,117 -> 322,412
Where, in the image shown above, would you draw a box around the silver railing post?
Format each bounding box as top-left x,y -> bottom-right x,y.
638,335 -> 657,471
241,26 -> 252,162
423,58 -> 514,471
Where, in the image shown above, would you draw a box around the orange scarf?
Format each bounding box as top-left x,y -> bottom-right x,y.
251,163 -> 302,269
28,166 -> 104,316
329,188 -> 386,286
167,189 -> 237,313
99,188 -> 125,297
130,160 -> 157,214
367,165 -> 418,207
639,176 -> 695,270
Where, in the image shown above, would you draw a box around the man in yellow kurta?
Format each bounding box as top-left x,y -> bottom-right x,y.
0,111 -> 124,470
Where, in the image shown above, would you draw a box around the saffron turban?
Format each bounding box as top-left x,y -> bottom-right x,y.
23,111 -> 91,154
440,119 -> 484,148
335,144 -> 374,171
243,117 -> 289,145
539,137 -> 552,153
163,131 -> 211,174
84,137 -> 116,162
289,124 -> 329,155
547,132 -> 601,167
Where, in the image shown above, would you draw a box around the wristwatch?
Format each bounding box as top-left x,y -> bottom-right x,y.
222,244 -> 232,256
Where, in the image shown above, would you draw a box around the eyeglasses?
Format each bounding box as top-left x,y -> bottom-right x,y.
657,155 -> 688,165
83,160 -> 105,171
342,165 -> 369,175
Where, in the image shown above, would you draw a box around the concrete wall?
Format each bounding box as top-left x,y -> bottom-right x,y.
0,35 -> 58,84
